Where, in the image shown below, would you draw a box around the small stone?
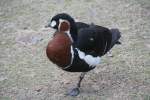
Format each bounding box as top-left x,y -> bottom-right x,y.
107,52 -> 113,57
145,44 -> 150,49
1,41 -> 6,45
0,76 -> 8,81
36,89 -> 42,92
23,27 -> 28,30
35,86 -> 43,92
31,36 -> 43,44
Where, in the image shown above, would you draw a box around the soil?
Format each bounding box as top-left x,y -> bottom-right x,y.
0,0 -> 150,100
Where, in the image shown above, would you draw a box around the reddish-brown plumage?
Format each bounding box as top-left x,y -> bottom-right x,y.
46,32 -> 72,68
59,21 -> 70,32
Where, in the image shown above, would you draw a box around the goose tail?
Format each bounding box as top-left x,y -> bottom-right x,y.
110,28 -> 121,45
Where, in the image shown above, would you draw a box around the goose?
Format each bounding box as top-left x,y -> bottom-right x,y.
46,13 -> 121,96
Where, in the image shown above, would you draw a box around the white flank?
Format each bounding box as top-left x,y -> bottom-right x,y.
50,20 -> 56,27
77,48 -> 100,67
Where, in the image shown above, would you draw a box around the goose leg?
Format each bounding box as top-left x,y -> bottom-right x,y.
67,72 -> 86,96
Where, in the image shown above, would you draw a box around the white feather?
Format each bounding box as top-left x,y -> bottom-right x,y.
50,20 -> 56,27
77,48 -> 100,67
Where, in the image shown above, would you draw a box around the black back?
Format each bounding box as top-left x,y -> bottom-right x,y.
76,22 -> 90,31
77,25 -> 112,56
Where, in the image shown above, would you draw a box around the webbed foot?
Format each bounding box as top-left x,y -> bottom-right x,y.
67,88 -> 80,96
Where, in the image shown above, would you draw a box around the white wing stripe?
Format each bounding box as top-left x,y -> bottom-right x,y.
76,48 -> 100,67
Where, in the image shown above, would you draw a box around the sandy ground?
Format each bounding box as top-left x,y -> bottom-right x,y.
0,0 -> 150,100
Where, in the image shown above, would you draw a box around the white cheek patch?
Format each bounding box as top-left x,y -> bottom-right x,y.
50,20 -> 56,27
76,48 -> 100,67
90,38 -> 94,41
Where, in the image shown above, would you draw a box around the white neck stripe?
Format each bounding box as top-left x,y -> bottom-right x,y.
63,46 -> 74,69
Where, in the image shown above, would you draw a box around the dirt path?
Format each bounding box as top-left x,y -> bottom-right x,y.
0,0 -> 150,100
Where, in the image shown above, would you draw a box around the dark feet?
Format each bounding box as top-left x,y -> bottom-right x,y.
67,88 -> 80,96
66,72 -> 86,96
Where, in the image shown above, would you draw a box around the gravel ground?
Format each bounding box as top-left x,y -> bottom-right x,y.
0,0 -> 150,100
